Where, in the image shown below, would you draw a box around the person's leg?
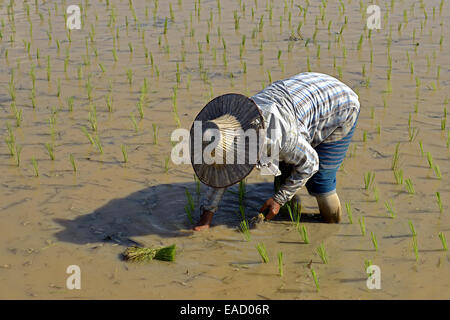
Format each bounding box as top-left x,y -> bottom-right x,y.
306,120 -> 357,223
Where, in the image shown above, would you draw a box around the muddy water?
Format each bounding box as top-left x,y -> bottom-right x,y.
1,0 -> 449,299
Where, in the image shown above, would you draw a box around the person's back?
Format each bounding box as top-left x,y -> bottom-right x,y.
251,72 -> 360,148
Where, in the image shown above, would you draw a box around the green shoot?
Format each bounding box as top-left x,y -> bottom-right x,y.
408,220 -> 417,237
69,154 -> 77,172
394,169 -> 403,185
385,200 -> 396,218
345,202 -> 353,224
316,243 -> 329,264
121,145 -> 128,163
298,224 -> 310,244
359,216 -> 366,236
412,236 -> 419,261
433,165 -> 442,179
364,171 -> 376,190
31,157 -> 39,176
240,220 -> 251,241
404,178 -> 415,194
426,152 -> 433,168
392,143 -> 400,170
256,243 -> 269,263
45,143 -> 55,160
278,252 -> 283,277
436,192 -> 443,213
311,268 -> 319,292
371,232 -> 378,251
438,232 -> 447,251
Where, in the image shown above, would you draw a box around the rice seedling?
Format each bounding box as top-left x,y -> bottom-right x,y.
130,113 -> 139,133
239,219 -> 251,241
345,202 -> 353,224
391,143 -> 401,170
316,243 -> 329,264
93,135 -> 103,154
119,144 -> 128,163
412,236 -> 419,261
45,143 -> 55,160
408,220 -> 417,237
164,157 -> 170,173
436,192 -> 443,213
14,144 -> 22,167
89,105 -> 98,132
408,127 -> 419,142
426,152 -> 433,168
371,232 -> 378,251
363,171 -> 375,190
364,259 -> 373,276
31,157 -> 39,177
152,124 -> 159,145
122,244 -> 176,262
298,224 -> 310,244
256,243 -> 269,263
433,165 -> 442,179
136,101 -> 144,119
359,216 -> 366,236
394,168 -> 404,185
404,178 -> 415,194
419,141 -> 424,157
69,154 -> 77,172
310,268 -> 319,292
385,200 -> 396,218
81,127 -> 95,146
278,252 -> 283,277
438,232 -> 447,251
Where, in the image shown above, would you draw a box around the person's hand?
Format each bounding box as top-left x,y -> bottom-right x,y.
259,197 -> 281,221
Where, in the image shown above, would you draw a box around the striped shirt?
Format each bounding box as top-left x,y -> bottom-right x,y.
200,72 -> 360,213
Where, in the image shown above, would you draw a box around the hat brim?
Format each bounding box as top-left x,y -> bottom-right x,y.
190,93 -> 264,188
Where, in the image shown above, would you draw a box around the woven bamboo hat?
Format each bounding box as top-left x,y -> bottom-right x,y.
190,93 -> 264,188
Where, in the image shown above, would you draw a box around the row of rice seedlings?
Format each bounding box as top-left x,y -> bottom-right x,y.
256,243 -> 269,263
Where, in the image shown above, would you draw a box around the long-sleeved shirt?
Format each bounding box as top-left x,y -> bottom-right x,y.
200,72 -> 360,213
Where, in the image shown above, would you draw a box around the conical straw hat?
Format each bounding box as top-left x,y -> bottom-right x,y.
190,94 -> 264,188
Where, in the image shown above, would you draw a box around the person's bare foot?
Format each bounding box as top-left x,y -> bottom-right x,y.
193,210 -> 214,231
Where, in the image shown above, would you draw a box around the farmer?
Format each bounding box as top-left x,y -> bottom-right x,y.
190,72 -> 360,231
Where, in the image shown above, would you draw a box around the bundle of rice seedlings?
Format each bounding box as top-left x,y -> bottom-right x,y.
123,244 -> 176,262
